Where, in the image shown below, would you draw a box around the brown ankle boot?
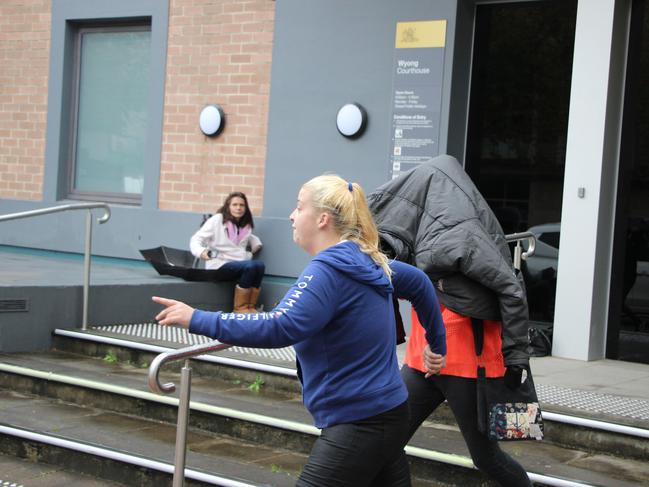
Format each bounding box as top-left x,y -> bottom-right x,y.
246,287 -> 261,313
233,285 -> 251,313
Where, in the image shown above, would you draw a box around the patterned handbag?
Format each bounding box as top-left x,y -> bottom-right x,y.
476,365 -> 544,441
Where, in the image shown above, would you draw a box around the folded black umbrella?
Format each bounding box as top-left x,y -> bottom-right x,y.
139,246 -> 238,282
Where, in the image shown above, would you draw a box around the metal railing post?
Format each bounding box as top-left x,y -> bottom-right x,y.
513,240 -> 523,270
173,360 -> 192,487
149,341 -> 233,484
82,210 -> 93,331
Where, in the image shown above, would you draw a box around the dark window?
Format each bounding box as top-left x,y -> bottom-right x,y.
608,0 -> 649,363
466,1 -> 578,324
466,0 -> 577,232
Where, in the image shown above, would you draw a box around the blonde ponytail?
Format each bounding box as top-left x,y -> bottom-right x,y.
302,175 -> 392,279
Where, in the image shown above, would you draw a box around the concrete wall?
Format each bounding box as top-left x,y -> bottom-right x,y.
263,0 -> 459,217
0,280 -> 234,353
0,200 -> 298,276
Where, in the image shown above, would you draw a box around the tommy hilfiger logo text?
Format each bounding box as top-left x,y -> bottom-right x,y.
219,274 -> 315,320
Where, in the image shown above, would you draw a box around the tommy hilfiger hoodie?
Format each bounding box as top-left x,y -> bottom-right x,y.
189,240 -> 445,428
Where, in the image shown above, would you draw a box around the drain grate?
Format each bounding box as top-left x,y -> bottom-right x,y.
93,323 -> 296,362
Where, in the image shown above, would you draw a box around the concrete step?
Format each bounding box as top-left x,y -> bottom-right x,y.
0,356 -> 444,486
52,330 -> 649,463
1,350 -> 648,486
0,388 -> 304,486
0,451 -> 127,486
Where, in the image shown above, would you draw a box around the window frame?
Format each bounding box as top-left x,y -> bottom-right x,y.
66,22 -> 152,205
43,0 -> 168,209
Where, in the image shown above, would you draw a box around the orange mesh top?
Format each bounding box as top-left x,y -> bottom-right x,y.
404,305 -> 506,378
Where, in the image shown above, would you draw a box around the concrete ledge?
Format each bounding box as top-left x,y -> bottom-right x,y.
0,246 -> 232,352
0,246 -> 295,353
0,281 -> 233,353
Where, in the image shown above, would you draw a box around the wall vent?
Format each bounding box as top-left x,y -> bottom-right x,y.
0,299 -> 29,312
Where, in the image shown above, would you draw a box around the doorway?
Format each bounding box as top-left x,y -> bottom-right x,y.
465,1 -> 578,338
608,0 -> 649,364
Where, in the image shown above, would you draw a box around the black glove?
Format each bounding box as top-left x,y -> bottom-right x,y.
504,365 -> 524,389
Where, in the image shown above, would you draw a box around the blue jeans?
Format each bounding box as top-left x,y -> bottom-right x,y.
297,400 -> 411,487
215,260 -> 264,288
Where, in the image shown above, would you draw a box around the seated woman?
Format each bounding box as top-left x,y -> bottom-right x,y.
190,191 -> 264,313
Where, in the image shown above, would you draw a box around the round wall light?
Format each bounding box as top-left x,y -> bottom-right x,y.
199,104 -> 225,137
336,103 -> 367,138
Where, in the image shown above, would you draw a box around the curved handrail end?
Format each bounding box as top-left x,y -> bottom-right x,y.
148,340 -> 233,395
96,204 -> 111,224
505,231 -> 537,260
148,352 -> 177,395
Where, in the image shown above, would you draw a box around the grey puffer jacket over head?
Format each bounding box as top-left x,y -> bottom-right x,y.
368,155 -> 530,367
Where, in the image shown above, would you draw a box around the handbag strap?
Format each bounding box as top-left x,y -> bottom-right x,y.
392,296 -> 406,345
471,317 -> 484,356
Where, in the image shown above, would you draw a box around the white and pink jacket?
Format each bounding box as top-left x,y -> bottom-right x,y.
190,213 -> 262,270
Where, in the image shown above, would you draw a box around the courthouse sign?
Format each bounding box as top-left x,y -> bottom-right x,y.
389,20 -> 447,179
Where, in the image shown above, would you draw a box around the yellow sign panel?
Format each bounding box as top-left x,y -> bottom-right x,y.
395,20 -> 446,49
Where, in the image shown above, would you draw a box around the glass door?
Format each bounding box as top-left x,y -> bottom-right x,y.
465,1 -> 578,341
608,0 -> 649,364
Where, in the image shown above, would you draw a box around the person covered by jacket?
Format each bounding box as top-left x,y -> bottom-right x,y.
368,154 -> 529,370
368,154 -> 532,487
190,191 -> 264,313
154,174 -> 446,487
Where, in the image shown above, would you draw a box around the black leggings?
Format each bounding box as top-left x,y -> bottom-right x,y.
297,400 -> 411,487
401,366 -> 531,487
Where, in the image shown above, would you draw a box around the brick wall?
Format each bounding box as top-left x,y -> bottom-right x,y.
159,0 -> 275,215
0,1 -> 50,201
0,0 -> 274,212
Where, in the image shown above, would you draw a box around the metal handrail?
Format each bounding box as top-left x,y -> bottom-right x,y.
148,339 -> 233,487
148,340 -> 232,394
505,231 -> 537,270
0,202 -> 111,330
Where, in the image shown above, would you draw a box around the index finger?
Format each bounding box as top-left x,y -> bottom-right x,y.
426,351 -> 443,359
152,296 -> 178,306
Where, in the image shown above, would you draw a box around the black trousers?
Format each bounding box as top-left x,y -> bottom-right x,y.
296,400 -> 411,487
401,366 -> 532,487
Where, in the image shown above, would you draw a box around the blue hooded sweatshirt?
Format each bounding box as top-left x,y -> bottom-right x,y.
189,240 -> 445,428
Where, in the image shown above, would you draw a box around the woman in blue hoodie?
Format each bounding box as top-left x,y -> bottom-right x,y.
153,175 -> 446,487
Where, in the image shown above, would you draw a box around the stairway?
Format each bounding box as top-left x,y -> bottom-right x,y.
0,327 -> 648,486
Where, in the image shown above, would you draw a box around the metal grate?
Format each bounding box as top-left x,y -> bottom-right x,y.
536,383 -> 649,421
93,323 -> 296,362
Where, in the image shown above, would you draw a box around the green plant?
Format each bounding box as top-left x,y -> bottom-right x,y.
103,350 -> 118,364
248,374 -> 265,393
271,464 -> 282,473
